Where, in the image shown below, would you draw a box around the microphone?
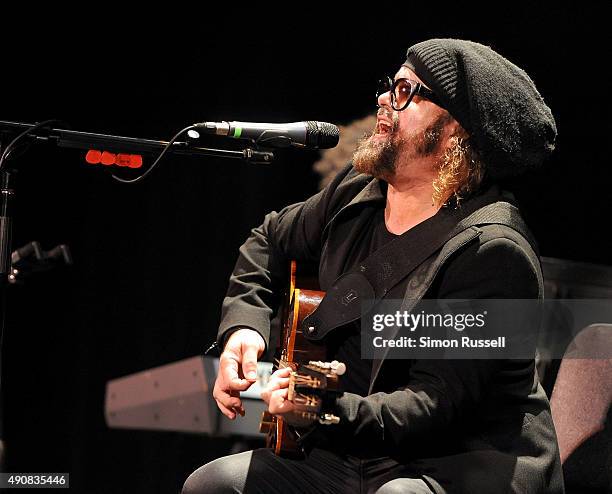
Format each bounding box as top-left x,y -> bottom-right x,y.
193,121 -> 340,149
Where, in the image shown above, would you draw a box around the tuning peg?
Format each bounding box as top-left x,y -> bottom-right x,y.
330,360 -> 346,376
307,360 -> 347,376
318,413 -> 340,425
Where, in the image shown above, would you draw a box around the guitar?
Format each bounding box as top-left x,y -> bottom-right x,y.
259,261 -> 346,457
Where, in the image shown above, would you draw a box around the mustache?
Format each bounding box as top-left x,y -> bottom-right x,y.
377,108 -> 393,119
376,108 -> 398,130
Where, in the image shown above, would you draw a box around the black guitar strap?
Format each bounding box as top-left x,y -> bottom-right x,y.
302,190 -> 535,341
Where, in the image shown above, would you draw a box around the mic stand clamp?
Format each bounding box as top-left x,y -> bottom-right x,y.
242,147 -> 274,165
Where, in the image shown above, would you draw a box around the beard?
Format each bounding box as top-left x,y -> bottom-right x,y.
352,111 -> 448,179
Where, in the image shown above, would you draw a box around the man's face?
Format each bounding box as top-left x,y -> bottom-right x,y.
353,66 -> 449,180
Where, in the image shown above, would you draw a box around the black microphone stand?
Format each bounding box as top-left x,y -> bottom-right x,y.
0,120 -> 276,164
0,119 -> 277,464
0,168 -> 14,333
0,166 -> 13,467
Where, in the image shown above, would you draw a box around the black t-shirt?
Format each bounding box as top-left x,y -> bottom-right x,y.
325,206 -> 398,396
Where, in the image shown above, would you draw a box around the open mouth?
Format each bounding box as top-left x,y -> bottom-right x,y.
376,120 -> 393,135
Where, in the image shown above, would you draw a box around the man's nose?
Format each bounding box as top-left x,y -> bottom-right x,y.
377,89 -> 392,109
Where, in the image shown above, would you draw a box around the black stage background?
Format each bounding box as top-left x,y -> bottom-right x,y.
0,6 -> 608,493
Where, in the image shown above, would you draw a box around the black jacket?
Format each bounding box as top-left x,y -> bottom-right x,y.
218,164 -> 565,494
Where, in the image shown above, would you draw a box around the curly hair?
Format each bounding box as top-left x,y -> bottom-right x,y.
433,135 -> 484,207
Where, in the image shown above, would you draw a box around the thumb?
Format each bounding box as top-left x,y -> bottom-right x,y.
241,344 -> 260,381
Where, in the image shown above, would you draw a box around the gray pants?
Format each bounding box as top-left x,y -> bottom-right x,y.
182,447 -> 436,494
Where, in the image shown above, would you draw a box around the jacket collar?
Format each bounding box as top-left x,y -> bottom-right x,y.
346,176 -> 386,207
321,175 -> 386,240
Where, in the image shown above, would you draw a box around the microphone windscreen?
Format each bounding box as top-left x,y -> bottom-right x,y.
306,122 -> 340,149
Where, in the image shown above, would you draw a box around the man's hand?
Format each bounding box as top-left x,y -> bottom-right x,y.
261,367 -> 314,428
212,328 -> 265,420
261,366 -> 294,415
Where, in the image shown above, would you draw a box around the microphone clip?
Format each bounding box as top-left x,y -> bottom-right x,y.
242,147 -> 274,165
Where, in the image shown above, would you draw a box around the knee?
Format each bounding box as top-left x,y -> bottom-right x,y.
375,479 -> 406,494
376,477 -> 432,494
182,456 -> 243,494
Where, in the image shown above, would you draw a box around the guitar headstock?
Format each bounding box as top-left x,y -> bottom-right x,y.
285,360 -> 346,427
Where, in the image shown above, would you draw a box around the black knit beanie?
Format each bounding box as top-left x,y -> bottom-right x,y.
404,39 -> 556,180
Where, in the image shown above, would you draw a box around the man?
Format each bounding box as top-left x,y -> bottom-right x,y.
183,39 -> 564,493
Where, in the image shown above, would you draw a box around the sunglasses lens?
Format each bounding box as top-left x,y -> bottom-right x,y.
392,79 -> 413,110
376,77 -> 418,110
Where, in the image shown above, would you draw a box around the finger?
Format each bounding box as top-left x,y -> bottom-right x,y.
214,387 -> 243,411
266,376 -> 290,391
215,398 -> 236,420
261,375 -> 291,403
262,386 -> 278,408
270,367 -> 292,379
269,388 -> 293,415
241,344 -> 260,381
261,367 -> 292,403
221,354 -> 251,391
230,390 -> 245,417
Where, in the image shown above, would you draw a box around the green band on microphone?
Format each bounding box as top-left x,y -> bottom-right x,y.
232,127 -> 242,138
